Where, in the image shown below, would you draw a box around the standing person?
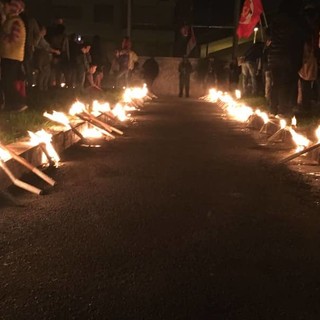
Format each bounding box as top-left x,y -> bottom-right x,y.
298,4 -> 319,114
46,18 -> 69,87
20,10 -> 40,87
142,56 -> 159,92
0,0 -> 27,112
268,0 -> 304,117
178,55 -> 192,98
75,42 -> 91,89
241,41 -> 264,96
229,57 -> 241,91
205,57 -> 217,88
34,25 -> 60,91
116,37 -> 138,88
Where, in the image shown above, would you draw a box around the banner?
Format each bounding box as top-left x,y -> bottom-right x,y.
237,0 -> 264,39
186,26 -> 196,56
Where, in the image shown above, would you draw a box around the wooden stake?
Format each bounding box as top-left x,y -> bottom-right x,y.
280,142 -> 320,164
0,143 -> 56,186
0,160 -> 42,195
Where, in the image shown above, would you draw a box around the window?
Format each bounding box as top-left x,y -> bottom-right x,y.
94,4 -> 114,24
52,5 -> 83,20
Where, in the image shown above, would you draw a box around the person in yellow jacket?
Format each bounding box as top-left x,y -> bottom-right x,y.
0,0 -> 27,112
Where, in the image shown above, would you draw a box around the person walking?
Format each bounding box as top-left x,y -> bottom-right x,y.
178,55 -> 192,97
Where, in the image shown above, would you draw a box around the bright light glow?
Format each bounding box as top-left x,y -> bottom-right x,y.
280,119 -> 287,129
289,128 -> 310,153
28,130 -> 60,167
61,83 -> 66,88
226,103 -> 254,122
254,27 -> 259,32
0,147 -> 11,161
92,100 -> 111,116
235,90 -> 241,100
69,101 -> 86,116
255,109 -> 269,124
112,103 -> 128,122
82,128 -> 103,139
315,125 -> 320,143
291,116 -> 297,127
44,111 -> 71,128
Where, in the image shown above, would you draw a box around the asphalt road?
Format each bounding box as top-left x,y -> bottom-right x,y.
1,98 -> 320,320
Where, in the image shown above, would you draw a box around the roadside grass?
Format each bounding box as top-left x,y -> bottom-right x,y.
0,87 -> 123,144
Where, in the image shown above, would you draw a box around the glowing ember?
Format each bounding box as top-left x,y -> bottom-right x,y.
289,128 -> 310,152
235,90 -> 242,99
28,130 -> 60,167
82,128 -> 103,139
69,101 -> 86,116
44,111 -> 71,128
291,116 -> 297,127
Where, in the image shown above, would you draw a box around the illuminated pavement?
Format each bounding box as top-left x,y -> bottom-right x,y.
1,97 -> 320,319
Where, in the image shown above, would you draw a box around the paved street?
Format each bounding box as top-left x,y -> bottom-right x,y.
1,97 -> 320,319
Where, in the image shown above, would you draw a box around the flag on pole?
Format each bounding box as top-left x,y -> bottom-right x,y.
186,26 -> 196,56
237,0 -> 264,39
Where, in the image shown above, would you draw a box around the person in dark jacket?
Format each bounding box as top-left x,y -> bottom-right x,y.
268,0 -> 304,116
178,56 -> 192,97
142,56 -> 159,92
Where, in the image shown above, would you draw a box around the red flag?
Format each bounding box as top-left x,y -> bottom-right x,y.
186,26 -> 196,56
237,0 -> 264,39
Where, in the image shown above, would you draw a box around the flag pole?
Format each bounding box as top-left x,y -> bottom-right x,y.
232,0 -> 241,59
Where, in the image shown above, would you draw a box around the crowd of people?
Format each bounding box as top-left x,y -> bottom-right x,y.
0,0 -> 146,113
235,0 -> 320,119
1,0 -> 319,118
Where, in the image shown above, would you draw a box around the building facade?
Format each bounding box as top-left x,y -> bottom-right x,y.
28,0 -> 176,56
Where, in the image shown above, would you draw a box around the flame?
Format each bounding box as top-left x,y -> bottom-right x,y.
291,116 -> 297,127
92,100 -> 111,116
123,85 -> 149,102
69,101 -> 86,116
280,119 -> 287,129
255,109 -> 269,124
82,128 -> 103,139
28,130 -> 60,167
207,89 -> 219,102
0,147 -> 11,161
112,103 -> 128,122
44,111 -> 71,128
226,103 -> 253,122
315,125 -> 320,143
235,90 -> 241,99
289,128 -> 310,152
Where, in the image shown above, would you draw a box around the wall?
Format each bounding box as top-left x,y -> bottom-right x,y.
135,57 -> 205,97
